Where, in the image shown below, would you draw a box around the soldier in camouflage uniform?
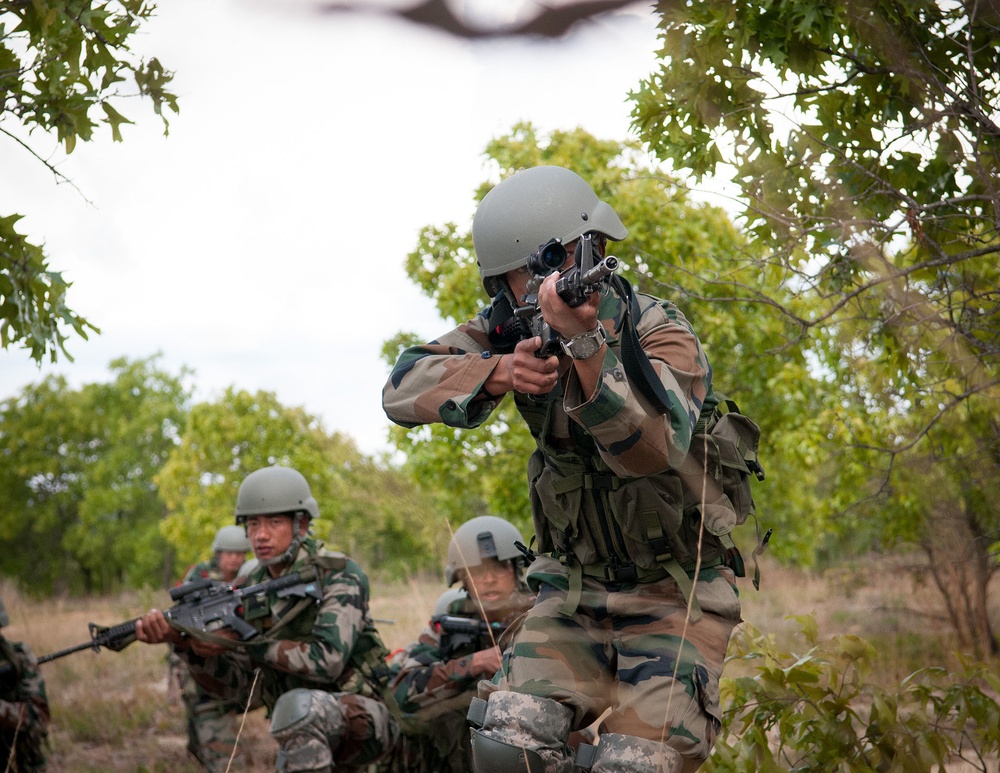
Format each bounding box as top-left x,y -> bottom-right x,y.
383,166 -> 743,772
137,465 -> 399,772
379,516 -> 534,772
0,596 -> 50,772
167,524 -> 252,771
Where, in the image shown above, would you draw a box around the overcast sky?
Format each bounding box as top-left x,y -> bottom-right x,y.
0,0 -> 662,457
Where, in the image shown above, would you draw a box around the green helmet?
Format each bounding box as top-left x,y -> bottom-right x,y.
472,165 -> 628,297
446,515 -> 526,586
433,586 -> 469,618
212,524 -> 252,553
235,466 -> 318,567
0,596 -> 8,628
234,466 -> 319,523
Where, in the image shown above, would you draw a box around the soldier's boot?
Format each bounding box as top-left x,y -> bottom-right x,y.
574,733 -> 683,773
271,688 -> 343,773
467,693 -> 575,773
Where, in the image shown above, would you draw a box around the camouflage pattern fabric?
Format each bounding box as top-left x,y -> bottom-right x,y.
482,556 -> 740,763
181,538 -> 398,771
0,636 -> 50,772
168,558 -> 247,772
384,283 -> 742,769
376,593 -> 532,773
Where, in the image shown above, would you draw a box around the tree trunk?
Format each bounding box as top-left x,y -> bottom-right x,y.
921,499 -> 998,659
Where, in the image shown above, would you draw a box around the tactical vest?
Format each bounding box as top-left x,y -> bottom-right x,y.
511,291 -> 738,593
241,540 -> 394,709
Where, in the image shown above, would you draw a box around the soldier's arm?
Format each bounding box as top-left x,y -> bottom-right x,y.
0,643 -> 50,733
391,633 -> 501,713
383,312 -> 506,429
562,295 -> 711,477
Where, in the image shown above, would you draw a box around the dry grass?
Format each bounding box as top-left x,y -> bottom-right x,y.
2,555 -> 995,771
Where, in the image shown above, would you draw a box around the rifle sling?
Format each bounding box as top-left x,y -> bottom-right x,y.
613,275 -> 673,417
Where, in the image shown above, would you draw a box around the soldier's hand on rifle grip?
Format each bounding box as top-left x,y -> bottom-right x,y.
470,647 -> 502,678
509,336 -> 560,395
538,270 -> 600,339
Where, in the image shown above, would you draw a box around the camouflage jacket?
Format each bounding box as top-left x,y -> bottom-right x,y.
383,285 -> 731,577
183,537 -> 390,714
0,637 -> 50,772
387,593 -> 532,716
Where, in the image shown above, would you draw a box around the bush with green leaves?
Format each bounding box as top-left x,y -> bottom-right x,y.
707,616 -> 1000,772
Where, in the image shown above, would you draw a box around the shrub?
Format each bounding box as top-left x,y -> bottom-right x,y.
706,615 -> 1000,772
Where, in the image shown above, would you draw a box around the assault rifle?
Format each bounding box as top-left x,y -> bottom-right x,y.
490,232 -> 620,358
0,570 -> 321,676
432,614 -> 508,660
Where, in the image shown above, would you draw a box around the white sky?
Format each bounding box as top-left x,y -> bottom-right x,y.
0,0 -> 662,457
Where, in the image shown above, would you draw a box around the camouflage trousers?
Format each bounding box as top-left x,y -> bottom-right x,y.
169,651 -> 247,772
270,688 -> 399,772
478,556 -> 741,770
375,693 -> 475,773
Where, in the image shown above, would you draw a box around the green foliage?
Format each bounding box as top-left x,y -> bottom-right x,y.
155,388 -> 441,579
0,214 -> 98,362
0,0 -> 177,362
632,0 -> 1000,461
707,617 -> 1000,771
632,0 -> 1000,650
0,355 -> 189,593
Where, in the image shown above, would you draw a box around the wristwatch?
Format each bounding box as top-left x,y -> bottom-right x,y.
560,325 -> 607,360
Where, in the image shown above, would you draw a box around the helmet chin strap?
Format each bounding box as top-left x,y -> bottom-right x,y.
258,511 -> 311,569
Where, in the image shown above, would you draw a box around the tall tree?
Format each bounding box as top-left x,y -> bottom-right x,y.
0,356 -> 189,593
383,123 -> 827,567
631,0 -> 1000,653
0,0 -> 177,362
155,388 -> 441,580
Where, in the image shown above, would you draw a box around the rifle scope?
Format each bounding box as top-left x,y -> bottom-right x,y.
526,239 -> 568,275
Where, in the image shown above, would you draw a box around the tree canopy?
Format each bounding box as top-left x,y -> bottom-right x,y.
630,0 -> 1000,655
0,0 -> 177,362
0,356 -> 189,593
0,358 -> 442,593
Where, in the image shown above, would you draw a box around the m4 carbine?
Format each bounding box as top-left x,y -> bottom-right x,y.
514,233 -> 619,357
432,614 -> 508,660
491,232 -> 619,358
0,569 -> 321,676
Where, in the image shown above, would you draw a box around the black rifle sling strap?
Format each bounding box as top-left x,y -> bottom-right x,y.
614,275 -> 674,416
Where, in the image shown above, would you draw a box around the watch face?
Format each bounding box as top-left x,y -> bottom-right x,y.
562,327 -> 605,359
571,337 -> 600,359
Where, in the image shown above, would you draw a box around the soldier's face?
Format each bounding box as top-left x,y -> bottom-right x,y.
217,550 -> 246,582
461,558 -> 517,606
244,514 -> 295,563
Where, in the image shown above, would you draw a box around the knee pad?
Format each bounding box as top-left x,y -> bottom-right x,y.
582,733 -> 683,773
270,688 -> 314,735
467,692 -> 574,773
469,729 -> 545,772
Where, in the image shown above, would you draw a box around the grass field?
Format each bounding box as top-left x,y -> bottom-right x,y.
2,553 -> 995,771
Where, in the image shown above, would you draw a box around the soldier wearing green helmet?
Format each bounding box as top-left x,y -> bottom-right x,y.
167,524 -> 253,772
0,596 -> 50,771
136,465 -> 399,772
379,516 -> 535,773
384,165 -> 743,772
